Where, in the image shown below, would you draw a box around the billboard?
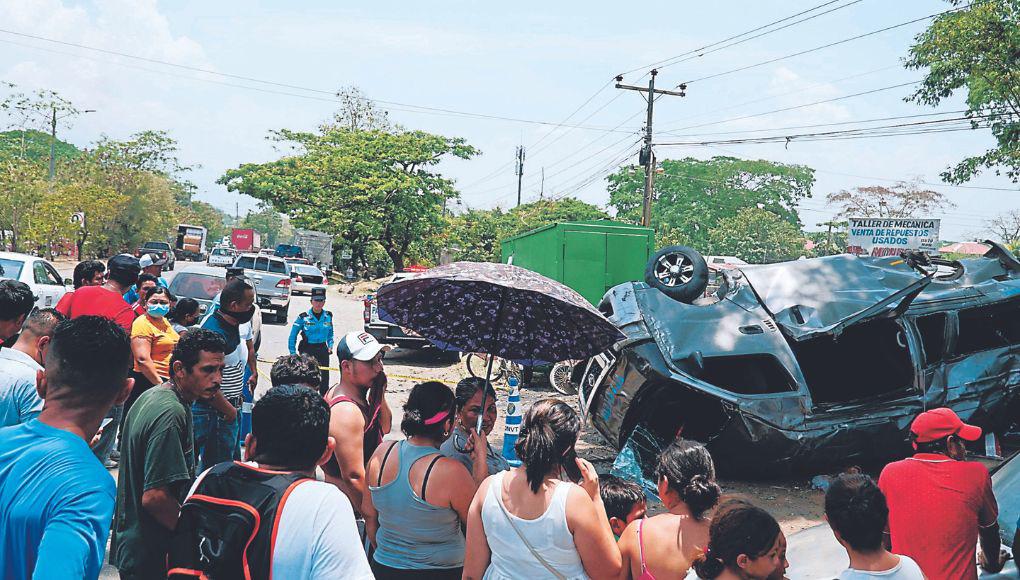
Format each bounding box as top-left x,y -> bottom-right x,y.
846,217 -> 940,257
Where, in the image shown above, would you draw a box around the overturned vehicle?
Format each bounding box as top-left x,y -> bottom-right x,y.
579,242 -> 1020,475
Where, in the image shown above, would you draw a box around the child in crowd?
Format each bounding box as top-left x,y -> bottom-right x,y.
599,474 -> 647,538
825,474 -> 924,580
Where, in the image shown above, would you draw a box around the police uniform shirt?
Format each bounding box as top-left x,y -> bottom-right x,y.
288,308 -> 334,353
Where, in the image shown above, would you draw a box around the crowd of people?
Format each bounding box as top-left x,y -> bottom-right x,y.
0,254 -> 1015,579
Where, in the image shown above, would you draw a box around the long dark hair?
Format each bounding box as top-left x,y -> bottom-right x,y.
454,377 -> 496,411
692,500 -> 781,579
514,399 -> 580,493
654,438 -> 720,520
401,381 -> 455,440
168,297 -> 200,324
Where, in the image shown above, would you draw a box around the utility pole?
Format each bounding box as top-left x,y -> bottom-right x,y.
615,70 -> 686,226
515,145 -> 526,207
48,106 -> 57,181
540,167 -> 545,199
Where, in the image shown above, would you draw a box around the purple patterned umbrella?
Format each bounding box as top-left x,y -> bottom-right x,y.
375,261 -> 624,367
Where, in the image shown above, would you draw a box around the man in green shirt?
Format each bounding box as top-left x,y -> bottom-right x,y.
109,330 -> 226,579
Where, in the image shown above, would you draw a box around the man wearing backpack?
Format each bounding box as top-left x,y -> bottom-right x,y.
109,330 -> 227,579
169,384 -> 372,579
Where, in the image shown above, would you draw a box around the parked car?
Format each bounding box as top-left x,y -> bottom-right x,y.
207,246 -> 235,267
0,252 -> 71,309
785,451 -> 1020,578
135,240 -> 176,271
578,242 -> 1020,475
275,243 -> 303,259
232,253 -> 291,323
365,272 -> 431,349
290,264 -> 327,295
166,265 -> 263,351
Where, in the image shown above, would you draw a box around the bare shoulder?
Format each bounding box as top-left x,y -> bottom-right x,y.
329,400 -> 366,428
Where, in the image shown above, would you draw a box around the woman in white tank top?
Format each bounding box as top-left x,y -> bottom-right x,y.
463,399 -> 621,580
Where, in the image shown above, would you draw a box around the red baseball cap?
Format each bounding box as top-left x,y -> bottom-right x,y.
910,408 -> 982,443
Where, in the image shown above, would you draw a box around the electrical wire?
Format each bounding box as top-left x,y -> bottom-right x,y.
618,0 -> 859,77
679,3 -> 976,86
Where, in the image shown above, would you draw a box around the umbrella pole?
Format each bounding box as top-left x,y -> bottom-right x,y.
477,286 -> 509,434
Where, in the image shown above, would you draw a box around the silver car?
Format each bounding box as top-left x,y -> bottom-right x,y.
232,253 -> 292,323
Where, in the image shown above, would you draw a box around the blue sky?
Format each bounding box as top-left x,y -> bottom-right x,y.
0,0 -> 1015,241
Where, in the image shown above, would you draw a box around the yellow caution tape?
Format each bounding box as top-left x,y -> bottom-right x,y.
255,356 -> 455,386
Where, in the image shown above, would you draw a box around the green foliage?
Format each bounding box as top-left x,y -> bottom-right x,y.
905,0 -> 1020,182
219,127 -> 478,272
607,156 -> 814,249
0,157 -> 45,252
0,130 -> 80,163
445,198 -> 609,263
184,201 -> 230,242
93,130 -> 198,203
707,207 -> 806,264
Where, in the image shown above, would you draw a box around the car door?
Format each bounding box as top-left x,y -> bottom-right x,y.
32,260 -> 64,308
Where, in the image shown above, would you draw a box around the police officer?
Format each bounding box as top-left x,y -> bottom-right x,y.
288,287 -> 334,394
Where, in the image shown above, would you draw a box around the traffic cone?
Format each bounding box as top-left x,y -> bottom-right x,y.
501,376 -> 523,466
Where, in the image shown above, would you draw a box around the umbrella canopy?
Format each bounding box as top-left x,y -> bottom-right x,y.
375,261 -> 624,366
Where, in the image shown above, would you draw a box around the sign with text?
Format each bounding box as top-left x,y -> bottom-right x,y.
847,217 -> 940,257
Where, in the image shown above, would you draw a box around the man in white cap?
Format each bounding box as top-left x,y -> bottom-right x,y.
322,332 -> 392,518
123,253 -> 169,304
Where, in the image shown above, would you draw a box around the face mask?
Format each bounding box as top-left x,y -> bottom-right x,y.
222,305 -> 255,324
147,303 -> 170,318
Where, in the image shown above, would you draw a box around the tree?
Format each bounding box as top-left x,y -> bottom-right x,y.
986,209 -> 1020,246
24,181 -> 127,258
445,198 -> 609,263
322,86 -> 392,133
186,201 -> 230,242
93,130 -> 198,204
0,158 -> 44,252
607,156 -> 814,249
240,205 -> 284,248
707,207 -> 806,263
905,0 -> 1020,182
220,127 -> 478,272
0,130 -> 79,163
825,181 -> 955,219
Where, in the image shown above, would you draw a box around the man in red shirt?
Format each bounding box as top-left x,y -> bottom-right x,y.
56,254 -> 139,332
878,408 -> 1004,579
56,254 -> 140,466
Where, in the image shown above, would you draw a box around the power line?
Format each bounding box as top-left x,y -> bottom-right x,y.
0,32 -> 633,133
653,0 -> 866,73
658,80 -> 920,136
655,118 -> 982,146
619,0 -> 859,76
680,3 -> 975,86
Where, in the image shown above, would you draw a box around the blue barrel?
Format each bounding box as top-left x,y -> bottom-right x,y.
501,376 -> 523,466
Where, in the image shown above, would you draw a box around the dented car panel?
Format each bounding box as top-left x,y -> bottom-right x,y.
584,245 -> 1020,473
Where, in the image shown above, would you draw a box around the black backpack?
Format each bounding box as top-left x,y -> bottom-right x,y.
168,461 -> 311,580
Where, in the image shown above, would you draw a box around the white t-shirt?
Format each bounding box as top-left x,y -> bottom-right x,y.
188,464 -> 373,579
838,555 -> 925,580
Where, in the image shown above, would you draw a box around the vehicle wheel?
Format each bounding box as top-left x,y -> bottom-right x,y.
644,245 -> 708,303
549,361 -> 577,395
466,353 -> 506,383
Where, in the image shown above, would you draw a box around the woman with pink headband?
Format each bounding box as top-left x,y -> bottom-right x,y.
364,381 -> 484,579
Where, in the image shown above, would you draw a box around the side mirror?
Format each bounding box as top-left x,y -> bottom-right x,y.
63,278 -> 73,286
258,297 -> 271,309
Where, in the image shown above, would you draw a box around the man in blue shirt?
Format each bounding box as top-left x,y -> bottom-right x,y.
122,253 -> 169,304
0,315 -> 133,580
0,308 -> 64,427
288,287 -> 334,395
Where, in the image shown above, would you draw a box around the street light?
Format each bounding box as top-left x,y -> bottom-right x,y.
49,107 -> 96,180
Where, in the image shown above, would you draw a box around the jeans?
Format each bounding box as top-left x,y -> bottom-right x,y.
93,404 -> 122,463
192,401 -> 240,472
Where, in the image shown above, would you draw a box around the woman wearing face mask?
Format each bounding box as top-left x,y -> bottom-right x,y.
127,286 -> 179,416
690,500 -> 789,580
463,399 -> 622,580
167,297 -> 201,336
440,378 -> 510,482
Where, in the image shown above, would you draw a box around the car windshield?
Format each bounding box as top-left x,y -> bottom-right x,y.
266,260 -> 288,274
144,242 -> 170,249
169,273 -> 226,300
212,248 -> 231,256
0,258 -> 25,280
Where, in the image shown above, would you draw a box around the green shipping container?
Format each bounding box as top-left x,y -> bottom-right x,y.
500,221 -> 655,305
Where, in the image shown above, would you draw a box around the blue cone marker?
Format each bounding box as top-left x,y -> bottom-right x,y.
501,376 -> 523,466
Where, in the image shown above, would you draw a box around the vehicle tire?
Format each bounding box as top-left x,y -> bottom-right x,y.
466,352 -> 506,383
644,245 -> 708,303
549,361 -> 577,395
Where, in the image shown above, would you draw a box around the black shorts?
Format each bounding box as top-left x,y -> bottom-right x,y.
370,559 -> 462,580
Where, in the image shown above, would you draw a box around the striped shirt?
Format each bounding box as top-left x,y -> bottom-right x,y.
201,313 -> 245,400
